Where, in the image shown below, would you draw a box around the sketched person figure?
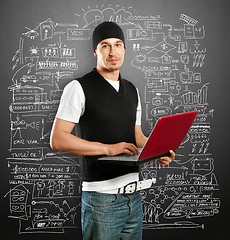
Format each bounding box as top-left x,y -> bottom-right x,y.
50,22 -> 175,240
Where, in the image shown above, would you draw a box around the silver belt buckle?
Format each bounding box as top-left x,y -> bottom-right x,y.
123,181 -> 137,196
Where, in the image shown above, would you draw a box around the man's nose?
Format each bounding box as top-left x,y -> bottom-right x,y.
109,46 -> 116,56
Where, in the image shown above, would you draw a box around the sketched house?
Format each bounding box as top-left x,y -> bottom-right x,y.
5,184 -> 30,220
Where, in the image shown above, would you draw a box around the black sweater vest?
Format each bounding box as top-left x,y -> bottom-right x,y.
78,69 -> 139,181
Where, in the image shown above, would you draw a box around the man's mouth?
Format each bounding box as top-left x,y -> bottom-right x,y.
108,58 -> 119,63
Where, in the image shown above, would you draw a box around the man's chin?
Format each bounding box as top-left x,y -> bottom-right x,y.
106,65 -> 121,72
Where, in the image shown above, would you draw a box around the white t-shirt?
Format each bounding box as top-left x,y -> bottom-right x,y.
55,79 -> 142,191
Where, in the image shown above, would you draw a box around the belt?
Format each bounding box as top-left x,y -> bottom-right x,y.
96,179 -> 154,196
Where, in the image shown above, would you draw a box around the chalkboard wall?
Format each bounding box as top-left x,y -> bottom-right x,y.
1,0 -> 229,239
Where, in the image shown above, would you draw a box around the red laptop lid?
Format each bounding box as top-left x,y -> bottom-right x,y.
139,111 -> 199,161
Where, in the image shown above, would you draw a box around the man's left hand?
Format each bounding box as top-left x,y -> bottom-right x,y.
156,150 -> 175,166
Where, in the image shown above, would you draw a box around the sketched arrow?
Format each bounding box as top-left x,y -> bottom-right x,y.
141,45 -> 155,54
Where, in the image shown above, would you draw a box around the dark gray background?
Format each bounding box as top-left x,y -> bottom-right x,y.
0,0 -> 229,239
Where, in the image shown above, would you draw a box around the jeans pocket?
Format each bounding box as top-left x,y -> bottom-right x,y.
82,191 -> 119,210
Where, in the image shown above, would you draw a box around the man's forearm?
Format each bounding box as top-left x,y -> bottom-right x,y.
51,131 -> 140,156
50,130 -> 107,156
50,119 -> 140,157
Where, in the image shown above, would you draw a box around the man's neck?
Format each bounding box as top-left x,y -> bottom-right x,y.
96,67 -> 120,81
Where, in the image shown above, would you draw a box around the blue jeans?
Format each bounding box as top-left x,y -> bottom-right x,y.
81,191 -> 143,240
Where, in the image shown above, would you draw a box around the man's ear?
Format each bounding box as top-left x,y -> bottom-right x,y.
94,49 -> 97,57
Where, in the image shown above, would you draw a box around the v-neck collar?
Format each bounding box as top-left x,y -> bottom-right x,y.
93,68 -> 123,95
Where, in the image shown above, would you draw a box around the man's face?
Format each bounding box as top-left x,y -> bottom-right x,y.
94,38 -> 125,73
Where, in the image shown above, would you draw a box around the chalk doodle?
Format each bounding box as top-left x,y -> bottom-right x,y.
5,3 -> 220,234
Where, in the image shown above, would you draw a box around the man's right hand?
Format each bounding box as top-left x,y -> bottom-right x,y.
104,142 -> 140,156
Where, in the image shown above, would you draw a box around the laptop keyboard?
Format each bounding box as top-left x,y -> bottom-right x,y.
98,148 -> 143,162
112,153 -> 140,161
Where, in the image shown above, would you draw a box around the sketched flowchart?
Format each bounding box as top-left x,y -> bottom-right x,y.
5,3 -> 219,234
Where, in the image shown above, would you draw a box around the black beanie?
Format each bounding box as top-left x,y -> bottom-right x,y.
92,22 -> 125,50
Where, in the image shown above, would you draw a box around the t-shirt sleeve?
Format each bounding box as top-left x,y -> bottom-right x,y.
55,80 -> 85,123
135,87 -> 142,126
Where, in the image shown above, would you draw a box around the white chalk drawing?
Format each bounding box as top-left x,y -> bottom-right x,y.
5,4 -> 219,234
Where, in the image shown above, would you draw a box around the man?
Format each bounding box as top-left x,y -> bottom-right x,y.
50,22 -> 175,240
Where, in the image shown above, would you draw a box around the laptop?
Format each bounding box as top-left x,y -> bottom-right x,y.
98,110 -> 199,166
